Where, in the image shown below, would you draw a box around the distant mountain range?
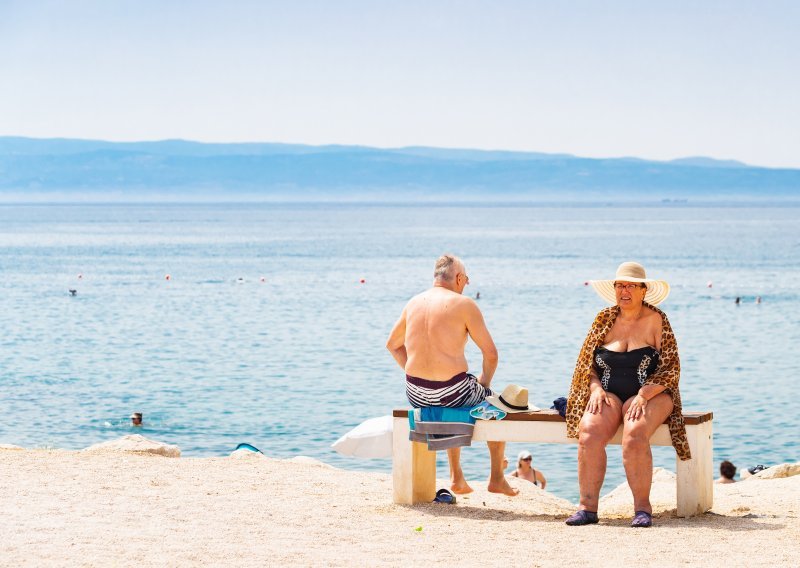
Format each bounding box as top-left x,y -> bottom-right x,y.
0,136 -> 797,201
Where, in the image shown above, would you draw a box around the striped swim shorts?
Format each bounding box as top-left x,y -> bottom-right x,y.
406,371 -> 492,408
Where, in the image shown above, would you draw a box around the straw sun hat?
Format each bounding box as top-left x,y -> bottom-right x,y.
486,384 -> 540,413
590,261 -> 670,306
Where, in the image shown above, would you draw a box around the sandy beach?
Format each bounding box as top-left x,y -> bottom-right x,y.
1,441 -> 798,567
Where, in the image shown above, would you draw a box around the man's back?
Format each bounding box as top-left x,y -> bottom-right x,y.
386,253 -> 517,497
404,287 -> 472,381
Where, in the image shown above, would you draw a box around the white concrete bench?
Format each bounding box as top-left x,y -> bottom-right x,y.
392,409 -> 713,517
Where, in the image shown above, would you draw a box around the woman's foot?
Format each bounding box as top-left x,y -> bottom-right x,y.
565,510 -> 599,526
631,511 -> 653,527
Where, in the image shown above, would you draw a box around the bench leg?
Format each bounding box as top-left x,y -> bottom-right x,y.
392,417 -> 436,504
676,421 -> 713,517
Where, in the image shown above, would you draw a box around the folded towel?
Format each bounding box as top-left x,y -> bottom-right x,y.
409,407 -> 476,451
408,402 -> 507,451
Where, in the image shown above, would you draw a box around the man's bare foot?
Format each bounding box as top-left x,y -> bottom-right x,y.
451,480 -> 474,494
488,477 -> 519,496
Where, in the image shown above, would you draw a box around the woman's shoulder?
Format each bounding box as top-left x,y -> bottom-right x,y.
642,304 -> 664,325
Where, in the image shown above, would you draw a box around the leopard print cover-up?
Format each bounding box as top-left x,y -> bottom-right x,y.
565,302 -> 691,460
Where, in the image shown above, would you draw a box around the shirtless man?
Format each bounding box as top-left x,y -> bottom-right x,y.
386,254 -> 517,496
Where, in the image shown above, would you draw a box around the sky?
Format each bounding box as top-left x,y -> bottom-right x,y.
1,1 -> 798,168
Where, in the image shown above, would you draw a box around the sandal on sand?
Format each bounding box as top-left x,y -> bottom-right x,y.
433,489 -> 457,504
565,510 -> 599,526
631,511 -> 653,527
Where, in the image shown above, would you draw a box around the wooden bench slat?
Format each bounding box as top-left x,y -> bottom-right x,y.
393,409 -> 713,425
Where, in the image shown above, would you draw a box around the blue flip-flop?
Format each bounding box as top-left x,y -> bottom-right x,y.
433,488 -> 457,504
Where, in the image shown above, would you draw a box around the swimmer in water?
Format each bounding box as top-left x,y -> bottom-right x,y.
715,460 -> 736,484
130,412 -> 143,427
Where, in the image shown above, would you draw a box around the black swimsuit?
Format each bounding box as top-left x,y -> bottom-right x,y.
593,346 -> 660,402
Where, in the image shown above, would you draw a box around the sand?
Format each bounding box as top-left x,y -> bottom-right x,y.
1,445 -> 798,567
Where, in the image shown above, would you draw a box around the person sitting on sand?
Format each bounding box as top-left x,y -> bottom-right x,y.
716,460 -> 737,484
510,450 -> 547,489
565,262 -> 690,528
386,253 -> 517,497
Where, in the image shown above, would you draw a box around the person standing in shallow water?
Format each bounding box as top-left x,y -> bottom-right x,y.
716,460 -> 737,484
386,253 -> 518,497
511,450 -> 547,489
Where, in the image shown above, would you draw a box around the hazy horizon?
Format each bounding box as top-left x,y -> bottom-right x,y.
2,1 -> 798,168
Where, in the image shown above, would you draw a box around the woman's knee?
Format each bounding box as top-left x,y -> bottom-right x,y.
622,429 -> 650,454
578,422 -> 613,448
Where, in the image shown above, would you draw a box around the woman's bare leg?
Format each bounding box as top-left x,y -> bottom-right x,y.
577,394 -> 623,511
621,393 -> 674,513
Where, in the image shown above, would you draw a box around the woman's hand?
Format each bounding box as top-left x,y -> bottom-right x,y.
626,394 -> 648,421
587,386 -> 611,414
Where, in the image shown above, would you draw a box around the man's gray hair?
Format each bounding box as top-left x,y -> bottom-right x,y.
433,254 -> 461,281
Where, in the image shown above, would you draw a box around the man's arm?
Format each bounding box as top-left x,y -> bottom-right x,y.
464,300 -> 498,388
386,307 -> 408,370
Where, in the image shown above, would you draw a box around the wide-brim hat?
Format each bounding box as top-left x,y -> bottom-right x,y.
589,261 -> 670,306
486,384 -> 540,413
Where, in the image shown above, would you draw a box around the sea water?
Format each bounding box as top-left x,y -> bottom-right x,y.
1,202 -> 798,502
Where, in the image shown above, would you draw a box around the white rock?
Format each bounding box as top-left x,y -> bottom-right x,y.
287,456 -> 335,469
230,448 -> 266,459
598,467 -> 677,515
82,435 -> 180,457
751,462 -> 800,480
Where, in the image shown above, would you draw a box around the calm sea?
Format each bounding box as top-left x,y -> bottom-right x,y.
1,202 -> 798,502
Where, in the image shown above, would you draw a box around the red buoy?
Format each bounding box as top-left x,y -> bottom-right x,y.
360,278 -> 366,284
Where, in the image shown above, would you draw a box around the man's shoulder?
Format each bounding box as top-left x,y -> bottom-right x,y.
408,288 -> 479,316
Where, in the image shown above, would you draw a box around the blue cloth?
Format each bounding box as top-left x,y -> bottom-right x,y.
409,406 -> 476,450
551,397 -> 568,418
469,401 -> 507,421
409,403 -> 507,451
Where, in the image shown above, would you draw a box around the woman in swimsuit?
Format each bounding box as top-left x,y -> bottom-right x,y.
510,450 -> 547,489
565,262 -> 686,528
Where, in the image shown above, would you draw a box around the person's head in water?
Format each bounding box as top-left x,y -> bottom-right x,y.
720,460 -> 736,480
433,254 -> 469,295
130,412 -> 143,426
